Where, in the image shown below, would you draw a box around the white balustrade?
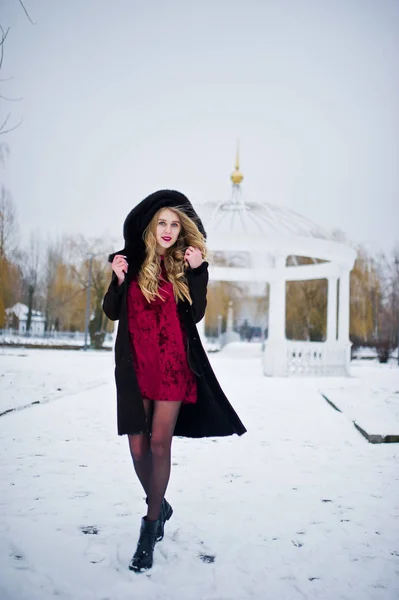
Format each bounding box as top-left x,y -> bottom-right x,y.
285,341 -> 349,376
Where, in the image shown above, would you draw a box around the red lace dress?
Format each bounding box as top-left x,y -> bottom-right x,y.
127,259 -> 197,404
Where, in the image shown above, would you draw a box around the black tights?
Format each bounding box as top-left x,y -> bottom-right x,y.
128,399 -> 181,522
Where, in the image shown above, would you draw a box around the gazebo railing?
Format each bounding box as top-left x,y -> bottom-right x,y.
286,341 -> 348,376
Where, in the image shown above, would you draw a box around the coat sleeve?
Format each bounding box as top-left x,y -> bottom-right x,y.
102,272 -> 125,321
186,261 -> 209,323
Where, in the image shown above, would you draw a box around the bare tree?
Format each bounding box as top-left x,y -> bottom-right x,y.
21,231 -> 41,332
377,247 -> 399,348
0,23 -> 23,136
69,235 -> 115,346
0,1 -> 35,137
42,237 -> 64,330
393,246 -> 399,353
0,186 -> 18,258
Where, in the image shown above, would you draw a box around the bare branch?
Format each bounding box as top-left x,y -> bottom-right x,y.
0,93 -> 23,102
0,5 -> 34,136
0,142 -> 9,167
0,113 -> 23,135
0,26 -> 11,72
0,186 -> 19,258
57,287 -> 86,308
0,25 -> 10,47
0,113 -> 11,130
17,0 -> 36,25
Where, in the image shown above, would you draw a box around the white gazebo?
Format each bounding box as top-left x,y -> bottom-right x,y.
199,155 -> 356,377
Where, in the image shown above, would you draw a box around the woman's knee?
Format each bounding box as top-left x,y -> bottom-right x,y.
128,435 -> 150,462
150,434 -> 172,458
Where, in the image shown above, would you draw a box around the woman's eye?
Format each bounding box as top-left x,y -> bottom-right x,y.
172,223 -> 179,228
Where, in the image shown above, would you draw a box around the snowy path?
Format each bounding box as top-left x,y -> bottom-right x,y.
0,348 -> 111,414
0,349 -> 398,600
320,363 -> 399,438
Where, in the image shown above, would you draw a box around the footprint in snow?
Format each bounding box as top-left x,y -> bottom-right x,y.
198,553 -> 215,563
10,551 -> 29,570
80,525 -> 99,535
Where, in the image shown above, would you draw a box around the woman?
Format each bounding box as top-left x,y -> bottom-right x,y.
103,189 -> 246,572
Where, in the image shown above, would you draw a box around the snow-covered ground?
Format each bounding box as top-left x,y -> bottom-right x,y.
0,349 -> 111,414
320,362 -> 399,437
0,347 -> 398,600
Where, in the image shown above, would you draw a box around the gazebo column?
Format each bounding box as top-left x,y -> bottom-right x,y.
326,277 -> 338,342
196,317 -> 205,341
338,270 -> 350,342
113,320 -> 118,349
338,269 -> 352,374
268,276 -> 286,341
263,255 -> 287,376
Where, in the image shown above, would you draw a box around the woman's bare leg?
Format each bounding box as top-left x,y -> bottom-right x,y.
127,398 -> 153,495
146,401 -> 182,521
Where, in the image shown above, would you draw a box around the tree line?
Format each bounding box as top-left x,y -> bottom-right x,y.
0,189 -> 114,341
1,191 -> 398,352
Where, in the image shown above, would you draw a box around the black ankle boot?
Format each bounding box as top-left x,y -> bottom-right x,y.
156,498 -> 173,542
129,517 -> 159,572
145,497 -> 173,542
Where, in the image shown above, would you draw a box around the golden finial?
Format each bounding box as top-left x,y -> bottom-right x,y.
231,144 -> 244,185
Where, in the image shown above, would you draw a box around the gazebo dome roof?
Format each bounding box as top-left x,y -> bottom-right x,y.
201,197 -> 334,241
198,153 -> 356,268
199,194 -> 356,266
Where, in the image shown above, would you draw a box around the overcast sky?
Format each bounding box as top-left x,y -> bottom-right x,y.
1,0 -> 398,253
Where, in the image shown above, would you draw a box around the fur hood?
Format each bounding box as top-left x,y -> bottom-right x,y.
108,190 -> 207,273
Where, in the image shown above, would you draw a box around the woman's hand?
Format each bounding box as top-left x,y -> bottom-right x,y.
112,255 -> 128,285
184,246 -> 203,269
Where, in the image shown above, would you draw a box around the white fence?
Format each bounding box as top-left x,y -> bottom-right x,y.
0,329 -> 113,347
286,341 -> 349,376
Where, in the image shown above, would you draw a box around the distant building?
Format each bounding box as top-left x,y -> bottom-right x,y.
5,303 -> 46,335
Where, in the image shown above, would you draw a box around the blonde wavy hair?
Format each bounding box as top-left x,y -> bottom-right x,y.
138,207 -> 207,304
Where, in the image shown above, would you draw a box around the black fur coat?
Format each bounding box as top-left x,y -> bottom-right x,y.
102,190 -> 246,438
